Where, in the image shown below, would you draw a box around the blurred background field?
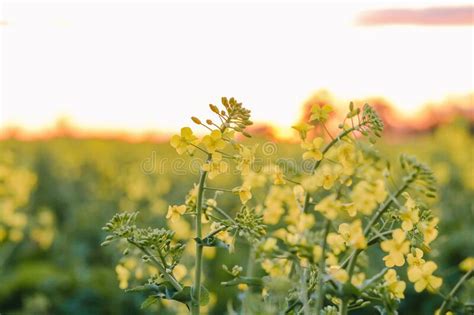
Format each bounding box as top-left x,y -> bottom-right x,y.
0,111 -> 473,314
1,1 -> 473,314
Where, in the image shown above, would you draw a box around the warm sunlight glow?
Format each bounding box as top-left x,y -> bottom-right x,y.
1,1 -> 472,133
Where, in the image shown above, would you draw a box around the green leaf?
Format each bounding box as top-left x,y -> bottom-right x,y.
197,236 -> 229,249
171,286 -> 209,306
141,295 -> 159,309
199,286 -> 210,306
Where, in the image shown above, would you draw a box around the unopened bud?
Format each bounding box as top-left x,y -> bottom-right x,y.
191,116 -> 201,124
209,104 -> 219,114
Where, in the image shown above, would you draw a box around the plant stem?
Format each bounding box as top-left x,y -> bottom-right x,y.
438,269 -> 473,314
191,154 -> 211,315
315,219 -> 331,315
130,242 -> 182,292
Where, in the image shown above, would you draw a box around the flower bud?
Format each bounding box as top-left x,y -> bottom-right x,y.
209,104 -> 219,114
191,116 -> 201,124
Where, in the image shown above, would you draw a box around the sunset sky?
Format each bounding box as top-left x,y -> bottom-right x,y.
1,1 -> 473,135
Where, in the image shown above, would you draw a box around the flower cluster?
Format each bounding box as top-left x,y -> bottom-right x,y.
102,99 -> 454,315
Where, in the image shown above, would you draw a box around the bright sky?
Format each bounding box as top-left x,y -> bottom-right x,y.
1,1 -> 473,134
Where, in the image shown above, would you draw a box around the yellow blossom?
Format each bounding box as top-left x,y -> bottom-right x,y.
173,264 -> 187,281
338,220 -> 367,250
407,261 -> 443,292
327,233 -> 346,255
238,283 -> 249,291
210,222 -> 233,247
407,248 -> 425,267
313,245 -> 323,261
326,252 -> 339,266
310,104 -> 333,122
292,122 -> 313,140
328,265 -> 349,283
261,259 -> 291,277
202,129 -> 226,153
459,257 -> 474,272
262,238 -> 278,252
233,184 -> 252,204
301,137 -> 324,161
380,229 -> 410,267
336,142 -> 357,176
243,171 -> 267,188
350,180 -> 387,216
384,269 -> 406,299
237,144 -> 257,175
316,164 -> 338,190
351,272 -> 366,287
417,217 -> 439,245
166,204 -> 187,222
115,265 -> 130,289
202,153 -> 229,179
314,194 -> 341,220
399,192 -> 420,231
170,127 -> 199,155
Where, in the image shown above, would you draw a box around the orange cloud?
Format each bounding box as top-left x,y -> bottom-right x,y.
357,6 -> 474,26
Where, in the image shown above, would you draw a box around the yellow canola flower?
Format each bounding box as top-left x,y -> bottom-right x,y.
166,204 -> 187,222
350,180 -> 387,216
261,259 -> 291,277
336,142 -> 357,176
314,194 -> 341,220
262,238 -> 278,252
301,137 -> 324,161
327,265 -> 349,283
202,153 -> 229,179
233,184 -> 252,204
380,229 -> 410,267
384,269 -> 406,299
115,265 -> 130,289
316,164 -> 339,190
312,245 -> 323,261
459,257 -> 474,272
407,261 -> 443,293
399,193 -> 420,231
417,216 -> 439,245
236,145 -> 257,175
407,248 -> 425,267
202,130 -> 226,153
292,122 -> 313,140
310,104 -> 333,122
210,222 -> 233,247
326,232 -> 346,255
338,220 -> 367,250
351,272 -> 366,287
170,127 -> 199,155
243,171 -> 267,188
173,264 -> 187,281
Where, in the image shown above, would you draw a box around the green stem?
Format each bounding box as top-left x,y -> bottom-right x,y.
191,154 -> 211,315
438,269 -> 473,314
130,242 -> 182,291
203,186 -> 234,193
315,220 -> 331,315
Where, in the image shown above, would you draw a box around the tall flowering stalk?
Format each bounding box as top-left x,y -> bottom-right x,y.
101,98 -> 463,314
